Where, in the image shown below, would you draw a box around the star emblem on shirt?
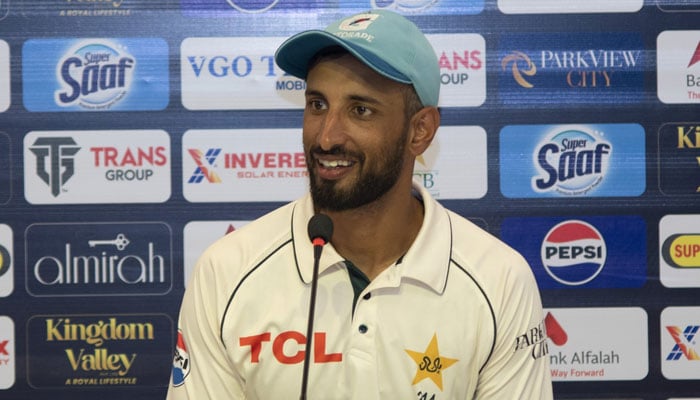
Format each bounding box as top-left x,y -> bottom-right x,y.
405,333 -> 458,391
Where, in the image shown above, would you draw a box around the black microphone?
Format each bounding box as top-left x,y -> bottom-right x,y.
300,214 -> 333,400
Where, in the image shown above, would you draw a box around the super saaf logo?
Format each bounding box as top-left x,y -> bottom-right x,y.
22,38 -> 169,111
501,216 -> 647,289
26,314 -> 172,388
500,123 -> 646,198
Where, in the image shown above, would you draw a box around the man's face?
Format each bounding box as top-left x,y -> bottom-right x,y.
302,54 -> 412,212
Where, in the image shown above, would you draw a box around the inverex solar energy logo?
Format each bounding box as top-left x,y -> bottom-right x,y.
661,307 -> 700,380
24,130 -> 171,204
0,224 -> 13,297
0,316 -> 14,389
657,31 -> 700,104
658,123 -> 700,195
501,216 -> 646,289
22,38 -> 169,111
500,124 -> 645,198
182,129 -> 307,202
25,222 -> 173,296
498,33 -> 645,106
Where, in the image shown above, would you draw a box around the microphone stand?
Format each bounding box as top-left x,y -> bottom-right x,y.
300,242 -> 323,400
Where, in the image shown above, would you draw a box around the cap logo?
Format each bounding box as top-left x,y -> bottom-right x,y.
338,13 -> 379,31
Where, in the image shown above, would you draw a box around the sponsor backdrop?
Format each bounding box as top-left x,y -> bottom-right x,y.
0,0 -> 698,399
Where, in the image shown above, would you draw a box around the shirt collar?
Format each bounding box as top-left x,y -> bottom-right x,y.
292,181 -> 452,293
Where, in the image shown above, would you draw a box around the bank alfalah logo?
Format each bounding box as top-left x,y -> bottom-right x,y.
29,137 -> 81,197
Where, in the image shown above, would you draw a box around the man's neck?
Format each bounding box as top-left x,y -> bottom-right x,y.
324,190 -> 424,281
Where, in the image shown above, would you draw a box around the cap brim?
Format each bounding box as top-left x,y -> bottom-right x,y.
275,30 -> 411,84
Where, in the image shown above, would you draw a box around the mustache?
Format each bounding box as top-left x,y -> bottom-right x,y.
309,145 -> 364,161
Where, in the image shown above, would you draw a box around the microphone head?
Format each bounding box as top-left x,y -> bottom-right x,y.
307,214 -> 334,244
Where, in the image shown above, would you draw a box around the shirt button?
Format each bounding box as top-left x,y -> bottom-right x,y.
358,324 -> 368,334
363,292 -> 371,300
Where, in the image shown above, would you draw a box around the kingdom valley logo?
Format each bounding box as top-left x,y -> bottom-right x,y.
26,314 -> 173,388
25,222 -> 173,296
658,123 -> 700,195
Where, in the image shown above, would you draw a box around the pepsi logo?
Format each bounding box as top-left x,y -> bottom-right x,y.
540,220 -> 607,285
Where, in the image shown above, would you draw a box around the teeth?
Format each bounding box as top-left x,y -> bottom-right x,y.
319,159 -> 351,168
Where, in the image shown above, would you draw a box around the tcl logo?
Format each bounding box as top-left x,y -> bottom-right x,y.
239,331 -> 342,364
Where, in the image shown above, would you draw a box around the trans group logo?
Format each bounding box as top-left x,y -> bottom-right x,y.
658,123 -> 700,195
500,124 -> 645,198
661,307 -> 700,380
22,38 -> 169,111
25,222 -> 173,296
657,31 -> 700,104
24,130 -> 171,204
429,34 -> 486,107
501,216 -> 646,289
498,33 -> 645,105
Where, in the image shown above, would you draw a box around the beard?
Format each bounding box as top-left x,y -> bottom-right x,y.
307,128 -> 408,212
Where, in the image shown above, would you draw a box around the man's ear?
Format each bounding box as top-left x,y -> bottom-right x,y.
408,106 -> 440,156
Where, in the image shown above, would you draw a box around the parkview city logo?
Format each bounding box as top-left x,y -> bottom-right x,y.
658,123 -> 700,195
26,314 -> 173,388
501,216 -> 646,289
24,130 -> 171,204
500,124 -> 645,198
657,31 -> 700,104
659,215 -> 700,288
25,222 -> 173,296
22,38 -> 168,111
0,224 -> 13,297
545,308 -> 648,381
661,307 -> 700,380
180,35 -> 485,110
0,316 -> 14,389
182,129 -> 308,202
498,33 -> 645,105
498,0 -> 642,14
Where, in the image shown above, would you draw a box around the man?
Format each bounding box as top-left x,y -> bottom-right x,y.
168,9 -> 552,399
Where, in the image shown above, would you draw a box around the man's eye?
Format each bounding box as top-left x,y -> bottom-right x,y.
354,106 -> 371,116
308,100 -> 326,110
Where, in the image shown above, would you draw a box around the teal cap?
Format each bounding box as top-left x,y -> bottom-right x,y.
275,9 -> 440,107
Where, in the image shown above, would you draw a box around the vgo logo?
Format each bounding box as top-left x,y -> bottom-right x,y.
55,40 -> 135,110
533,127 -> 611,196
540,220 -> 607,285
